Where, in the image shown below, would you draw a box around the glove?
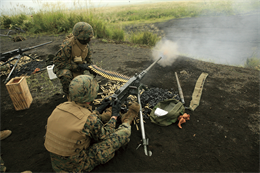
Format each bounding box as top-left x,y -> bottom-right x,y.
128,102 -> 140,113
112,100 -> 121,117
99,107 -> 112,123
96,98 -> 111,114
78,64 -> 90,71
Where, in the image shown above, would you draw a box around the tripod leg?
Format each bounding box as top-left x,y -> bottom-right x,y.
4,57 -> 20,83
1,57 -> 16,66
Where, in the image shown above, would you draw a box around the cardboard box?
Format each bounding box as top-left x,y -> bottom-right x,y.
6,77 -> 33,111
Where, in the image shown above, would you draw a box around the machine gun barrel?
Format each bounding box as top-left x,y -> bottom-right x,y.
137,57 -> 162,79
2,41 -> 53,83
0,41 -> 53,62
111,57 -> 161,103
21,41 -> 53,52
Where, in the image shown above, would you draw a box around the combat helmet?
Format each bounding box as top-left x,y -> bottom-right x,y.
69,75 -> 99,103
72,22 -> 94,40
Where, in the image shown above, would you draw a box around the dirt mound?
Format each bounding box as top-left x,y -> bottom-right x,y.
0,33 -> 259,172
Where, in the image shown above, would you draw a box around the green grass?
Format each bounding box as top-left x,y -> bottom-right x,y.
100,0 -> 260,23
0,0 -> 259,48
244,56 -> 260,71
130,31 -> 160,46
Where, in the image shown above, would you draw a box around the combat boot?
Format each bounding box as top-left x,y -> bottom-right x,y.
121,102 -> 140,125
0,165 -> 6,172
0,130 -> 12,140
0,156 -> 6,172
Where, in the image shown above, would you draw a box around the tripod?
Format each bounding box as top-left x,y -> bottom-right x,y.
1,52 -> 35,84
0,41 -> 53,83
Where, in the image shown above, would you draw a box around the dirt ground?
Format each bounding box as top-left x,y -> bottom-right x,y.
0,18 -> 259,172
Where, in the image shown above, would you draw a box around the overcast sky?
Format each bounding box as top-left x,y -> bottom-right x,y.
0,0 -> 186,15
0,0 -> 178,8
0,0 -> 144,6
0,0 -> 120,9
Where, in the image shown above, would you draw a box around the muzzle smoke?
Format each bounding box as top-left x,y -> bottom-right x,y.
153,1 -> 259,66
151,39 -> 179,67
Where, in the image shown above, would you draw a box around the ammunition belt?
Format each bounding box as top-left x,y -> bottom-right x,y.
89,65 -> 130,83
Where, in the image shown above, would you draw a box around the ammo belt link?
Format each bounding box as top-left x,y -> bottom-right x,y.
89,65 -> 130,83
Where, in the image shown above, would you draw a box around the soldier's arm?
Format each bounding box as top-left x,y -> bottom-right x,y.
53,43 -> 78,71
82,113 -> 116,141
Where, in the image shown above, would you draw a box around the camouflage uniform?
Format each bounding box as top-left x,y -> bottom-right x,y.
49,115 -> 131,172
53,22 -> 94,95
44,75 -> 132,172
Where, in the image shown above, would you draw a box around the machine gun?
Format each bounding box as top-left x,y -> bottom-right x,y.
108,57 -> 162,156
0,41 -> 53,83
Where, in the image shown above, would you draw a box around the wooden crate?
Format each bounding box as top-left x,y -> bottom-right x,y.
6,77 -> 33,111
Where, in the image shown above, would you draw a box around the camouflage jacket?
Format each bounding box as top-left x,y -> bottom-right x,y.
53,37 -> 92,74
49,113 -> 117,172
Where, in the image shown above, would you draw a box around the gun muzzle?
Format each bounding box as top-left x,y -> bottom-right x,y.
145,57 -> 162,72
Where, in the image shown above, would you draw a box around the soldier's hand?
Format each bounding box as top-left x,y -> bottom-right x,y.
99,107 -> 112,123
128,102 -> 140,113
78,64 -> 90,71
112,100 -> 121,117
96,98 -> 111,114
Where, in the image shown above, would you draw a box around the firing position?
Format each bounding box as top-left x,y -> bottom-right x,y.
53,22 -> 95,96
44,75 -> 140,172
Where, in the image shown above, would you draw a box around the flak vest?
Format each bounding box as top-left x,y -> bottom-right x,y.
44,101 -> 91,156
69,37 -> 89,64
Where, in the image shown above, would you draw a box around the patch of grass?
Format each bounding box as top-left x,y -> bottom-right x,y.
244,56 -> 260,71
102,0 -> 260,24
1,14 -> 27,29
102,39 -> 108,43
111,26 -> 125,41
1,0 -> 259,46
130,31 -> 160,46
0,7 -> 118,39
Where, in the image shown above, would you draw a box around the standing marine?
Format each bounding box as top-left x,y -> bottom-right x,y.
44,75 -> 140,172
53,22 -> 94,96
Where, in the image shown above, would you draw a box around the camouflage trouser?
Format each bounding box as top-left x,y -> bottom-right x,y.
56,69 -> 93,95
56,69 -> 83,95
0,156 -> 6,172
50,123 -> 131,172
